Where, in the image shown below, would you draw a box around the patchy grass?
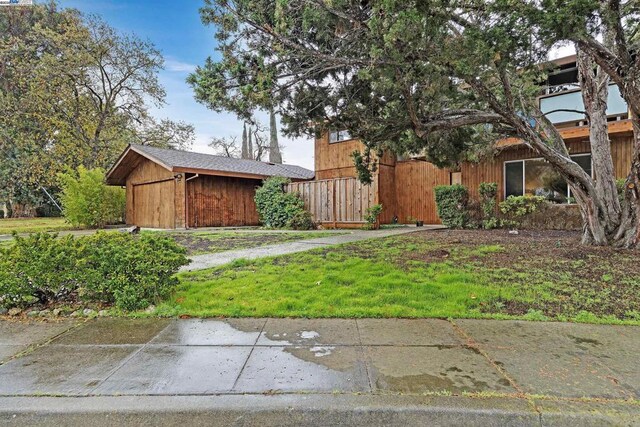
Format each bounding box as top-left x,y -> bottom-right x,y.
0,217 -> 75,234
155,229 -> 640,324
160,230 -> 348,255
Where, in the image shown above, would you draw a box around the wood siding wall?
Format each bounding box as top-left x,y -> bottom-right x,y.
315,133 -> 395,180
308,131 -> 634,227
377,164 -> 397,224
187,175 -> 261,227
393,160 -> 452,224
287,177 -> 377,225
461,136 -> 633,202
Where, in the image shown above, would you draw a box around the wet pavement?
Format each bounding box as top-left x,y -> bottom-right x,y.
182,226 -> 442,271
0,318 -> 638,425
0,317 -> 638,399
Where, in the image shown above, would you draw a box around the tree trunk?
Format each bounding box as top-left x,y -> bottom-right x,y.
615,117 -> 640,247
576,47 -> 623,245
269,105 -> 283,164
513,44 -> 640,248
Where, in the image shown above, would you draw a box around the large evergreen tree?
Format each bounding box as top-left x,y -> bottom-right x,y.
269,105 -> 283,164
190,0 -> 640,247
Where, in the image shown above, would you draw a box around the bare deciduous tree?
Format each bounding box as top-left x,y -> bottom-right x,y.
209,136 -> 241,158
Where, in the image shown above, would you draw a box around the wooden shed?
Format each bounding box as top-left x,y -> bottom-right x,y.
106,144 -> 314,229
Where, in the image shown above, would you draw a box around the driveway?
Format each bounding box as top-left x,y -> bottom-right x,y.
0,318 -> 638,425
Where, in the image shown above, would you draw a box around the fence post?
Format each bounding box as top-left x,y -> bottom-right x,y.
332,180 -> 337,229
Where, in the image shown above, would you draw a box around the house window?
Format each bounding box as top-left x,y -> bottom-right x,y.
504,154 -> 592,204
329,129 -> 352,143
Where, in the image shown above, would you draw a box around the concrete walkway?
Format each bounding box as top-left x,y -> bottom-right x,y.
0,318 -> 638,425
182,226 -> 439,271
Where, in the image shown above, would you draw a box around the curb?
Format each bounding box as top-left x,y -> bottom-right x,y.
1,394 -> 637,426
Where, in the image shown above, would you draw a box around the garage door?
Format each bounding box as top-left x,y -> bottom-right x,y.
132,179 -> 175,228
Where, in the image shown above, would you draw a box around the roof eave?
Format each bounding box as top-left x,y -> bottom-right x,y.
105,144 -> 175,186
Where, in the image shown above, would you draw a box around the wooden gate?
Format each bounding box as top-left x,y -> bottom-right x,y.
132,179 -> 175,228
286,177 -> 377,227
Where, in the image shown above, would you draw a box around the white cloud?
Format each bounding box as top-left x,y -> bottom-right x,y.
164,58 -> 197,73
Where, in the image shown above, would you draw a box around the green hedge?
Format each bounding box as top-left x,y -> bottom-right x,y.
434,185 -> 470,228
255,177 -> 314,229
0,231 -> 189,311
499,195 -> 547,228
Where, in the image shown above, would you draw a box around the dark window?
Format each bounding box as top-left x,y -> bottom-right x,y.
504,154 -> 592,204
505,162 -> 523,198
329,130 -> 351,143
573,154 -> 592,176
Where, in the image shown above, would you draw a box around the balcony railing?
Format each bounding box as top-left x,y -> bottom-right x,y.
539,84 -> 628,124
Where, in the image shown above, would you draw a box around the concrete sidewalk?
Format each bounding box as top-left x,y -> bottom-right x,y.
182,226 -> 440,271
0,318 -> 638,425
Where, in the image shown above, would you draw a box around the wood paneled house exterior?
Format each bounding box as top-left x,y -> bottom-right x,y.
106,144 -> 314,229
297,55 -> 634,227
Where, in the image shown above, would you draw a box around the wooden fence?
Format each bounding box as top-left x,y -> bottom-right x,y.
286,177 -> 377,226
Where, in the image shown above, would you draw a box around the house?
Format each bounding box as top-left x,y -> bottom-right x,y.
297,55 -> 634,227
106,144 -> 314,229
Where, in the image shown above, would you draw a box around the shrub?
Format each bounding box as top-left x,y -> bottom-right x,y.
58,166 -> 126,228
287,210 -> 316,230
76,232 -> 189,310
499,195 -> 547,227
479,182 -> 498,229
0,233 -> 79,308
0,231 -> 188,311
434,185 -> 470,228
363,204 -> 383,230
616,178 -> 628,204
254,176 -> 308,228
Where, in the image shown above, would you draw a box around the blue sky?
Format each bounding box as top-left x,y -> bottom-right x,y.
56,0 -> 315,169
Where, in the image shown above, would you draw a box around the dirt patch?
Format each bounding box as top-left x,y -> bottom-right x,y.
393,229 -> 640,319
311,229 -> 640,320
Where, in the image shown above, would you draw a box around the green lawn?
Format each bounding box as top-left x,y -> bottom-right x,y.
155,230 -> 640,324
0,217 -> 76,234
161,230 -> 347,255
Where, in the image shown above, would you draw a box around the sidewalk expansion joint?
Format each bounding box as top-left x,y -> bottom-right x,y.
0,321 -> 85,366
87,321 -> 174,394
354,319 -> 374,392
447,319 -> 527,397
230,318 -> 267,391
447,319 -> 546,422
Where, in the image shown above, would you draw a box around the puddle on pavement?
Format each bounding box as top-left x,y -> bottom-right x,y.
259,329 -> 326,346
309,346 -> 334,357
150,319 -> 263,345
233,346 -> 368,392
300,331 -> 320,340
365,346 -> 515,394
568,335 -> 602,346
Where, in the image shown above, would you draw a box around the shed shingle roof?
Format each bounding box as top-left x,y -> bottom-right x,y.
107,144 -> 314,185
